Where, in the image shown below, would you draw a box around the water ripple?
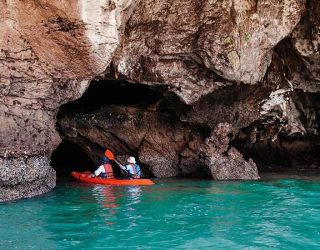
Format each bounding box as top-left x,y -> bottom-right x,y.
1,178 -> 320,249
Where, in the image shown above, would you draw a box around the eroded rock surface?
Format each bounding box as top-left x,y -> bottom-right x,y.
109,0 -> 304,103
0,155 -> 55,202
0,0 -> 135,201
0,0 -> 135,157
201,123 -> 259,180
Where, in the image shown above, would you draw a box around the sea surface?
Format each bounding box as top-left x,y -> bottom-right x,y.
1,175 -> 320,249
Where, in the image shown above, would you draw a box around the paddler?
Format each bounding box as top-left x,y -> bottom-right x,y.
91,156 -> 114,178
119,156 -> 141,179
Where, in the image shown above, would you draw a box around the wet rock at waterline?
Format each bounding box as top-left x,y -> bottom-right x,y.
0,155 -> 55,202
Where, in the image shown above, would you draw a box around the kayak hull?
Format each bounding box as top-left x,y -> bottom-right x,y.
71,172 -> 155,186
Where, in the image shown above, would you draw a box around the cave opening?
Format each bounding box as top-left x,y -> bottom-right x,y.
52,79 -> 169,179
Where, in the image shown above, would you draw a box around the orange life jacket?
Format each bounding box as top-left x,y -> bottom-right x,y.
103,164 -> 114,178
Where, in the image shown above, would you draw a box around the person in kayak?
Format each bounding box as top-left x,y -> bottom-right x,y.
91,156 -> 114,178
119,156 -> 141,179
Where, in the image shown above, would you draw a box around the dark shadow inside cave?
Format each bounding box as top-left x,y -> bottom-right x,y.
50,140 -> 96,179
51,139 -> 156,180
232,130 -> 320,174
57,79 -> 167,118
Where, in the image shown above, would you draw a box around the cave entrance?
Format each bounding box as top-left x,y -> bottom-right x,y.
52,79 -> 167,179
50,140 -> 96,179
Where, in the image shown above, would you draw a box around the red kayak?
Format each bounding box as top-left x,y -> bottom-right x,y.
71,172 -> 155,186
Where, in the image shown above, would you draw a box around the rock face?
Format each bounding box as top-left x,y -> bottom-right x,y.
202,123 -> 259,180
0,0 -> 135,157
0,155 -> 55,202
1,0 -> 320,201
0,0 -> 135,201
109,0 -> 304,103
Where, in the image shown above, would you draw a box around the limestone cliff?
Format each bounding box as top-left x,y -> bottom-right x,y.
1,0 -> 320,201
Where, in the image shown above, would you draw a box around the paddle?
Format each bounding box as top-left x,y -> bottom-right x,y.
105,149 -> 131,177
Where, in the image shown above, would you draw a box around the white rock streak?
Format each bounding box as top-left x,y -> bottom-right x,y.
79,0 -> 125,72
260,89 -> 290,116
260,88 -> 306,135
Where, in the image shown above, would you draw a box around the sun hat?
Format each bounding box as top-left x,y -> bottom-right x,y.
127,156 -> 136,164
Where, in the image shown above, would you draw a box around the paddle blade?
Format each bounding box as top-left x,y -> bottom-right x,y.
105,149 -> 115,160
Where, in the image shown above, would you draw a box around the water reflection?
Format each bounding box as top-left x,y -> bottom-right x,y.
92,186 -> 118,209
91,185 -> 119,226
126,186 -> 142,206
91,186 -> 142,208
90,185 -> 143,225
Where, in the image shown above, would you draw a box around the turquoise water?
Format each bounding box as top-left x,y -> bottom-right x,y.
1,177 -> 320,249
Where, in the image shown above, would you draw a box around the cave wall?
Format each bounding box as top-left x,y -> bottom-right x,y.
0,0 -> 136,157
0,0 -> 136,201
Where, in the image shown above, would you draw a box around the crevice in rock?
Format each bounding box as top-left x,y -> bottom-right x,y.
294,90 -> 320,134
229,35 -> 320,175
308,0 -> 320,26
